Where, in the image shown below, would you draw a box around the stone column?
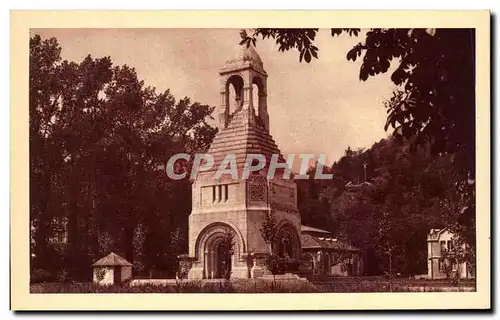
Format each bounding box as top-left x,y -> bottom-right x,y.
218,91 -> 229,131
203,250 -> 208,279
259,92 -> 269,131
250,252 -> 266,278
216,185 -> 222,203
242,85 -> 253,108
221,184 -> 226,203
241,85 -> 255,126
210,250 -> 216,279
178,254 -> 196,279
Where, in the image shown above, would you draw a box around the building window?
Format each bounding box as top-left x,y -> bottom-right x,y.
278,235 -> 293,258
439,259 -> 445,271
440,241 -> 446,253
211,184 -> 229,203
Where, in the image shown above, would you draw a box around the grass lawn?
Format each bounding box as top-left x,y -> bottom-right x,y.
30,277 -> 476,293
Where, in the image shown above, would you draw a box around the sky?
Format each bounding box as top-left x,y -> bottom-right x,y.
31,28 -> 396,166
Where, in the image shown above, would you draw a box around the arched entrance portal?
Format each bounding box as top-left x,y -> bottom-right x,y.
205,236 -> 232,279
274,223 -> 301,260
204,233 -> 234,279
216,240 -> 231,278
196,223 -> 243,279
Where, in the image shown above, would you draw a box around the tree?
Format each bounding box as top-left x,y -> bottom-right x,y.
241,28 -> 476,274
260,213 -> 278,253
440,236 -> 472,284
310,137 -> 468,277
259,213 -> 283,289
30,34 -> 217,280
377,211 -> 395,290
239,28 -> 475,178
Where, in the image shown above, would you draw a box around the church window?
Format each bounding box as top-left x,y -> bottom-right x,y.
278,233 -> 293,258
210,184 -> 230,203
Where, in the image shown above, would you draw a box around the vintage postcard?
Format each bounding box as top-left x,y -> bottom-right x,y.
10,10 -> 491,311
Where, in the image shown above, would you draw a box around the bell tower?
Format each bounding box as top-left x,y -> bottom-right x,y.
184,45 -> 301,280
218,45 -> 270,132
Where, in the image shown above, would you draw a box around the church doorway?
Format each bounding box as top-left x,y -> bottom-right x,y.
202,227 -> 237,279
215,241 -> 232,279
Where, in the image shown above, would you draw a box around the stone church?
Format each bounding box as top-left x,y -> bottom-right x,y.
181,45 -> 362,279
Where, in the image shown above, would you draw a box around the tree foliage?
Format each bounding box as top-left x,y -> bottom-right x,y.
241,28 -> 476,276
297,137 -> 474,277
260,213 -> 278,252
240,28 -> 475,177
30,34 -> 216,280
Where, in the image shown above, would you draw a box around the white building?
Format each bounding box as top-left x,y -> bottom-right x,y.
427,228 -> 474,279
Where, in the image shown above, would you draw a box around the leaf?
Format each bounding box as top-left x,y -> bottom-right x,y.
306,29 -> 315,39
331,29 -> 343,37
390,67 -> 408,86
346,47 -> 358,62
384,112 -> 395,131
359,65 -> 369,81
304,50 -> 312,63
299,49 -> 305,63
381,59 -> 391,73
311,49 -> 318,59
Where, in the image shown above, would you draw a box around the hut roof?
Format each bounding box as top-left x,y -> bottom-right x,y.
300,233 -> 360,252
92,252 -> 133,267
300,225 -> 331,235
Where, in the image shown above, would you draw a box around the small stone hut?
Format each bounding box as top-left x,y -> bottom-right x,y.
92,252 -> 133,285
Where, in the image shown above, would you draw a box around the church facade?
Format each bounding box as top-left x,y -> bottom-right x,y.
181,45 -> 361,279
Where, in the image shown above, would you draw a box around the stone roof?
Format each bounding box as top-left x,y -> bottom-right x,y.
300,225 -> 331,235
427,228 -> 451,241
221,45 -> 265,74
92,252 -> 133,267
300,233 -> 360,251
201,107 -> 287,174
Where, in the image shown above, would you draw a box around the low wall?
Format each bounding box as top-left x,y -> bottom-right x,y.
130,274 -> 309,286
130,279 -> 205,286
130,274 -> 315,292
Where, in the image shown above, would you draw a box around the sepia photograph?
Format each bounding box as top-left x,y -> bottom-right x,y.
11,10 -> 491,311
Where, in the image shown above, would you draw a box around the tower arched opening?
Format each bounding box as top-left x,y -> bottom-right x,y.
226,75 -> 244,116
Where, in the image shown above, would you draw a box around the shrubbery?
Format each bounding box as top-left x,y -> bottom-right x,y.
30,278 -> 475,293
31,269 -> 57,284
30,280 -> 318,293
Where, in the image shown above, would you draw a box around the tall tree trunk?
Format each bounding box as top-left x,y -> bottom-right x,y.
124,221 -> 135,264
67,155 -> 81,279
33,170 -> 52,271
